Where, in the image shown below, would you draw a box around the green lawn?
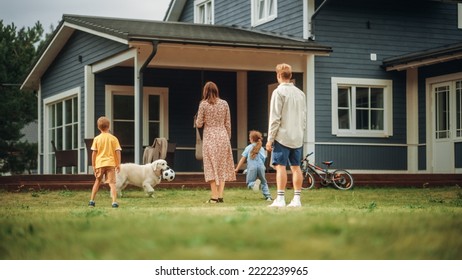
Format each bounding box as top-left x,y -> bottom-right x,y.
1,186 -> 461,260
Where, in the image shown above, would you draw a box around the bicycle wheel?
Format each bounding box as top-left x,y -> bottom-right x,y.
332,169 -> 354,190
302,171 -> 315,190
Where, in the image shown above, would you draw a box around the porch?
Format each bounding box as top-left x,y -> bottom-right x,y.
1,173 -> 461,192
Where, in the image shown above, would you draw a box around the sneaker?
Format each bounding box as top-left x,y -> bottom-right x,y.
268,198 -> 286,207
287,199 -> 302,208
265,196 -> 273,201
252,179 -> 261,192
112,202 -> 119,208
88,200 -> 95,207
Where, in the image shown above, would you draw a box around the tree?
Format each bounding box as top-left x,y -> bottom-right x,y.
0,20 -> 43,174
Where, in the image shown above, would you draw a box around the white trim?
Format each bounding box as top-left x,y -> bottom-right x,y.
63,22 -> 128,45
92,48 -> 137,74
251,0 -> 278,27
406,68 -> 419,172
303,0 -> 315,40
458,3 -> 462,29
331,77 -> 393,138
104,85 -> 170,146
37,84 -> 42,174
43,87 -> 81,174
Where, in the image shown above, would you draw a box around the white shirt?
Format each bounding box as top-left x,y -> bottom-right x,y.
268,82 -> 306,149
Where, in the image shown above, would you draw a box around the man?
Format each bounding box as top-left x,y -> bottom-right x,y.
266,63 -> 306,207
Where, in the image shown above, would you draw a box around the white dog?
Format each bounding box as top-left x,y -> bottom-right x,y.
115,159 -> 169,197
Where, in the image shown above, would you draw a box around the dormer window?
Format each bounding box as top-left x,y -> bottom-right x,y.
195,0 -> 214,24
251,0 -> 277,27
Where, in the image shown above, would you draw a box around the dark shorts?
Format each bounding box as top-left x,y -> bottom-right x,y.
271,141 -> 303,167
94,166 -> 116,184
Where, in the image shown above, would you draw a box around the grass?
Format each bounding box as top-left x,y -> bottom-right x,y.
0,186 -> 461,260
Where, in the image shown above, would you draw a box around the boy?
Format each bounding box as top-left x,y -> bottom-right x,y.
88,116 -> 122,208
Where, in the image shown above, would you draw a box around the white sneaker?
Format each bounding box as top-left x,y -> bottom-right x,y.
252,179 -> 261,192
287,199 -> 302,208
268,197 -> 286,207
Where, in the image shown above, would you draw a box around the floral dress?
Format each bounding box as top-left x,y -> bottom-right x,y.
195,99 -> 236,184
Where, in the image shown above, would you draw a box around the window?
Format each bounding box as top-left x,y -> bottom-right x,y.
455,80 -> 462,137
332,78 -> 393,137
44,88 -> 80,174
458,3 -> 462,29
195,0 -> 214,24
105,86 -> 169,146
251,0 -> 277,27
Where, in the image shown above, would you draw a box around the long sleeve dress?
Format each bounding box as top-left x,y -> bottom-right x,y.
195,98 -> 236,184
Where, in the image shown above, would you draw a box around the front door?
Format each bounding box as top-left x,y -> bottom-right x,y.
431,80 -> 462,173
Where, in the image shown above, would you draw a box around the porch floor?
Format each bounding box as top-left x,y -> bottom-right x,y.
0,173 -> 461,192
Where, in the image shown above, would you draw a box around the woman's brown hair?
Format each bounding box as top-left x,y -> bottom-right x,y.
249,130 -> 263,159
202,81 -> 219,104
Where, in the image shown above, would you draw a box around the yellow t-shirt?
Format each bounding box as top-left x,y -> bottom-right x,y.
91,132 -> 122,169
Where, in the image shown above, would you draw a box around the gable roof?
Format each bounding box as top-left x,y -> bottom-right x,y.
21,14 -> 331,90
382,42 -> 462,71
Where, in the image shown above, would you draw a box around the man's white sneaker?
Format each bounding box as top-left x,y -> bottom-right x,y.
252,179 -> 261,192
287,199 -> 302,207
268,198 -> 286,208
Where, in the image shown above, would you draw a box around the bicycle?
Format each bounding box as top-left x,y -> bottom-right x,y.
301,152 -> 354,190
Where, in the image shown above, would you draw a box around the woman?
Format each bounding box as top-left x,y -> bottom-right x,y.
195,81 -> 236,203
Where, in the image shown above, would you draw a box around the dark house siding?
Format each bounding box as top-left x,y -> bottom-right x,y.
312,0 -> 462,170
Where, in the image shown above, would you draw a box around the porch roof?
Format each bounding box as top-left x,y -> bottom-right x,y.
21,14 -> 331,91
63,14 -> 331,52
382,42 -> 462,71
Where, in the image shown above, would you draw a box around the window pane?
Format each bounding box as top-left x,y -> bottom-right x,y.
268,0 -> 275,16
356,109 -> 369,130
206,2 -> 212,23
258,0 -> 265,19
356,87 -> 369,108
435,86 -> 449,139
57,127 -> 63,150
149,122 -> 160,142
65,99 -> 72,124
56,102 -> 63,126
149,95 -> 160,120
370,88 -> 384,108
50,104 -> 56,128
113,121 -> 134,146
65,125 -> 72,149
73,97 -> 78,122
371,110 -> 384,130
113,95 -> 134,119
338,109 -> 350,129
338,87 -> 350,107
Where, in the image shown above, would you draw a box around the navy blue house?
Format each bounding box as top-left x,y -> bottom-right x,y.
21,0 -> 462,174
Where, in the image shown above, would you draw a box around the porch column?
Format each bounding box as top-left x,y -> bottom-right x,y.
406,68 -> 419,173
236,71 -> 248,160
84,65 -> 95,173
304,54 -> 316,156
134,49 -> 144,164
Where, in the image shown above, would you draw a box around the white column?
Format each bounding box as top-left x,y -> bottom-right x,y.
304,54 -> 316,156
407,68 -> 419,173
84,65 -> 95,139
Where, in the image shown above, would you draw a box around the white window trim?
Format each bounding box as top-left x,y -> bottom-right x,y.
458,3 -> 462,29
43,87 -> 81,174
251,0 -> 278,27
194,0 -> 214,24
105,85 -> 169,145
331,77 -> 393,138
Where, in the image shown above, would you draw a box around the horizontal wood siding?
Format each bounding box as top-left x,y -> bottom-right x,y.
315,144 -> 407,170
216,0 -> 250,27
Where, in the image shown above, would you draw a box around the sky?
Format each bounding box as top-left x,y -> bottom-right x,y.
0,0 -> 172,31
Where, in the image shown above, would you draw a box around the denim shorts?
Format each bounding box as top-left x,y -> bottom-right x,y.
271,141 -> 303,166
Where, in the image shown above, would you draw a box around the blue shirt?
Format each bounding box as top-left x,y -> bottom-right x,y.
242,143 -> 267,169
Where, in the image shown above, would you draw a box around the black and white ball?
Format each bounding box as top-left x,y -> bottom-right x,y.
162,168 -> 175,182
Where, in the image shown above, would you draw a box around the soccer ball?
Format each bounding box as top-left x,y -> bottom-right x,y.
162,168 -> 175,182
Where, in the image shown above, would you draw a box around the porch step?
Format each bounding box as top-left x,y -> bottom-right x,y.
0,173 -> 461,192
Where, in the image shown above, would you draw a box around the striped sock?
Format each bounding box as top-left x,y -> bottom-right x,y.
277,190 -> 285,201
293,190 -> 301,201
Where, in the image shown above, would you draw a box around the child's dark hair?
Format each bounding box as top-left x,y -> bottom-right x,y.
249,130 -> 263,159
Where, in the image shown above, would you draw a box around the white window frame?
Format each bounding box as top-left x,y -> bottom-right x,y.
194,0 -> 214,24
43,87 -> 81,174
331,77 -> 393,138
458,3 -> 462,29
251,0 -> 277,27
105,85 -> 169,146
